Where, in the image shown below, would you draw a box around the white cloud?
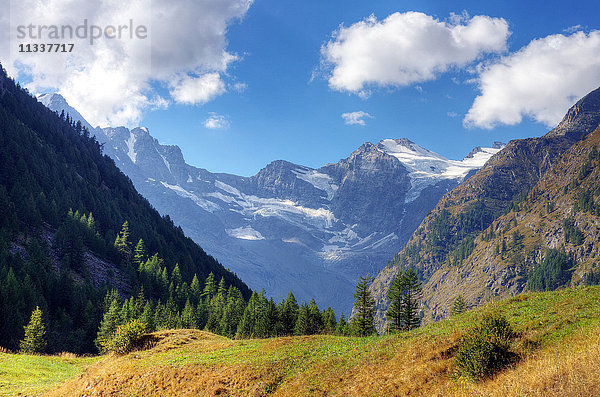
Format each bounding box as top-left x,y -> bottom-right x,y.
342,111 -> 372,126
563,24 -> 583,34
170,73 -> 226,105
231,82 -> 248,92
321,12 -> 509,96
204,112 -> 230,129
3,0 -> 252,127
464,30 -> 600,129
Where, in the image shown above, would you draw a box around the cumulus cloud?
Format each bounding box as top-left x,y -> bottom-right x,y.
204,112 -> 229,129
464,30 -> 600,129
342,111 -> 372,126
3,0 -> 252,127
321,11 -> 509,96
170,73 -> 226,105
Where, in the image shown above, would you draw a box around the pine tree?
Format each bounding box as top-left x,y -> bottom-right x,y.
205,290 -> 226,333
20,306 -> 47,354
386,268 -> 422,332
171,263 -> 182,287
133,239 -> 146,269
335,313 -> 349,336
160,267 -> 169,294
196,300 -> 208,329
86,212 -> 96,231
180,300 -> 197,329
163,297 -> 179,329
401,268 -> 422,331
451,295 -> 467,316
253,290 -> 270,337
96,293 -> 122,351
217,277 -> 227,296
219,286 -> 245,337
237,292 -> 258,337
307,298 -> 323,335
322,307 -> 337,334
140,301 -> 155,332
190,274 -> 202,305
280,292 -> 299,336
294,304 -> 309,336
202,272 -> 217,302
266,298 -> 279,337
114,220 -> 131,261
352,276 -> 376,336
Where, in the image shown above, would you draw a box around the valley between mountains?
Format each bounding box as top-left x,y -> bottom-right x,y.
2,63 -> 600,397
40,93 -> 504,315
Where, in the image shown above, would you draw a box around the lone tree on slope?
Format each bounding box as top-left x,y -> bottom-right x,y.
352,275 -> 376,336
20,306 -> 47,354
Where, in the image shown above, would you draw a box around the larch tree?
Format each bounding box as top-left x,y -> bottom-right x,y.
20,306 -> 47,354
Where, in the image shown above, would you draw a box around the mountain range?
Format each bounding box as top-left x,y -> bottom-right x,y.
39,93 -> 504,314
369,86 -> 600,331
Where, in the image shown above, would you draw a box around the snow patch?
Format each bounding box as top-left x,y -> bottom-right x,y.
292,168 -> 338,200
226,226 -> 265,241
213,180 -> 336,229
159,154 -> 171,172
160,182 -> 220,213
125,132 -> 137,163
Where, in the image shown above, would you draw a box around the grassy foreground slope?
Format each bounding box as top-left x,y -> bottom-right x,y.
2,286 -> 597,396
0,353 -> 97,396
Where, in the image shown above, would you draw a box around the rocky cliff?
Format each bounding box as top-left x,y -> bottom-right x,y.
370,86 -> 600,331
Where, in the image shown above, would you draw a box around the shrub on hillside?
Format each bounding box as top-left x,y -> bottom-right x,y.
99,319 -> 146,354
454,313 -> 514,381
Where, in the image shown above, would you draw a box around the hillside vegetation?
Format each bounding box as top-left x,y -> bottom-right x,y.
0,64 -> 249,354
371,87 -> 600,328
5,285 -> 592,396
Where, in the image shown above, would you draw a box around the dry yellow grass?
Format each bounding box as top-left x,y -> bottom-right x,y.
39,286 -> 600,396
458,328 -> 600,397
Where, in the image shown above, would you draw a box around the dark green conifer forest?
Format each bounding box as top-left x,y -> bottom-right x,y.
0,65 -> 353,353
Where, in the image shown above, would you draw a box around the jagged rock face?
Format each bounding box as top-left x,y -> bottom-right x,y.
324,143 -> 411,235
39,93 -> 501,315
546,86 -> 600,140
421,125 -> 600,322
370,86 -> 600,332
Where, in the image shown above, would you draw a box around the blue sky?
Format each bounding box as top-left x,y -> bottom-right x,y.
5,0 -> 600,176
142,0 -> 600,176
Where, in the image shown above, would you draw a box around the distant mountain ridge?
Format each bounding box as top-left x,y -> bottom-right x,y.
369,86 -> 600,331
39,93 -> 504,314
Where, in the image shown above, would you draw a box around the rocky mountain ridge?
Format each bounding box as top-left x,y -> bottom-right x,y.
39,93 -> 503,314
370,86 -> 600,331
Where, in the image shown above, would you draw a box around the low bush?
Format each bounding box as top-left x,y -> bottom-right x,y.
100,319 -> 146,355
454,313 -> 514,380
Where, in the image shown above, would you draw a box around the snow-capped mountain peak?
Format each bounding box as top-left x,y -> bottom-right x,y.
37,93 -> 96,132
375,138 -> 505,202
40,94 -> 509,316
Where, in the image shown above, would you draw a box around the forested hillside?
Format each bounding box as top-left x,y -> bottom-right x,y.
370,87 -> 600,329
0,65 -> 250,353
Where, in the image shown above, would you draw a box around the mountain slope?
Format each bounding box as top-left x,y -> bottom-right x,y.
370,86 -> 600,329
0,65 -> 249,352
40,286 -> 600,396
40,93 -> 503,314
